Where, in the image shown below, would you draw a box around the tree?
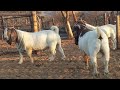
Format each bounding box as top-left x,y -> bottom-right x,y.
72,11 -> 77,22
61,11 -> 73,39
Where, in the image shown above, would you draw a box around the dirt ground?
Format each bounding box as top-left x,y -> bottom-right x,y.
0,39 -> 120,79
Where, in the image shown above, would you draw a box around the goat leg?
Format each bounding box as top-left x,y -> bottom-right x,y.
84,54 -> 90,69
26,48 -> 34,63
18,49 -> 23,64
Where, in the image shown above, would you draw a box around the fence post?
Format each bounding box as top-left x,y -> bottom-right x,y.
1,16 -> 7,30
52,18 -> 55,25
116,15 -> 120,49
31,11 -> 38,32
104,13 -> 108,25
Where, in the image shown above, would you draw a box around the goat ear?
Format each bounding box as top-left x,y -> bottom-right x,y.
8,35 -> 12,45
77,25 -> 81,29
8,28 -> 17,45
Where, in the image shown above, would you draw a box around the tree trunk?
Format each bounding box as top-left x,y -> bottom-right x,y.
72,11 -> 77,22
66,20 -> 74,39
66,11 -> 73,39
61,11 -> 66,18
31,11 -> 38,32
61,11 -> 73,39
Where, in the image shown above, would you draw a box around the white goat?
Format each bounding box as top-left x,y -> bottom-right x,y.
3,26 -> 66,64
73,24 -> 110,76
79,19 -> 117,50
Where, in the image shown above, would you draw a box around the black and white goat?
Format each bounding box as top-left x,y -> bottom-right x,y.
3,26 -> 66,64
73,23 -> 110,76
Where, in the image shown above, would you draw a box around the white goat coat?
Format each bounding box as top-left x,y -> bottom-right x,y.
85,23 -> 116,50
3,26 -> 66,64
78,30 -> 109,56
78,31 -> 100,55
86,24 -> 116,39
16,30 -> 60,50
98,24 -> 116,38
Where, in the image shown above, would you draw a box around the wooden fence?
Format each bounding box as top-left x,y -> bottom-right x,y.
0,12 -> 41,33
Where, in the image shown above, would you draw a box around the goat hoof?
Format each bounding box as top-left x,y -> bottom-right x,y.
18,62 -> 23,64
31,61 -> 34,64
61,56 -> 66,60
103,72 -> 110,79
31,60 -> 34,64
104,69 -> 109,75
93,72 -> 99,78
49,59 -> 54,61
104,71 -> 109,76
49,57 -> 54,61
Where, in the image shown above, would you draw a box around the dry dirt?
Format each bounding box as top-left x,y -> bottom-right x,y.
0,39 -> 120,79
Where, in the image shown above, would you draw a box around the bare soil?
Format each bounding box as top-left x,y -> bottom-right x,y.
0,39 -> 120,79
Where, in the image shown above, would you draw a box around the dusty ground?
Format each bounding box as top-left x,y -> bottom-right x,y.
0,39 -> 120,79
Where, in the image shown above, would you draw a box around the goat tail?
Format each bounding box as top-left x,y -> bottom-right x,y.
50,26 -> 59,34
96,27 -> 103,40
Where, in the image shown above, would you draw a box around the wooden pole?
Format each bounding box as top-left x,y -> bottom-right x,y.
31,11 -> 38,32
52,18 -> 55,25
104,13 -> 107,25
1,16 -> 9,30
95,17 -> 97,26
36,15 -> 41,30
1,16 -> 6,30
116,15 -> 120,49
40,16 -> 44,29
31,11 -> 39,54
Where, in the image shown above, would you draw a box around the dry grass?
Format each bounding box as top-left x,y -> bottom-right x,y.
0,39 -> 120,79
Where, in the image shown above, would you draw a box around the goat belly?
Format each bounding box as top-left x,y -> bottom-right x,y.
34,40 -> 48,50
32,44 -> 48,50
22,39 -> 47,50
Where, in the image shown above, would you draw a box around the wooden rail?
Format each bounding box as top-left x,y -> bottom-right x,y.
0,12 -> 31,16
